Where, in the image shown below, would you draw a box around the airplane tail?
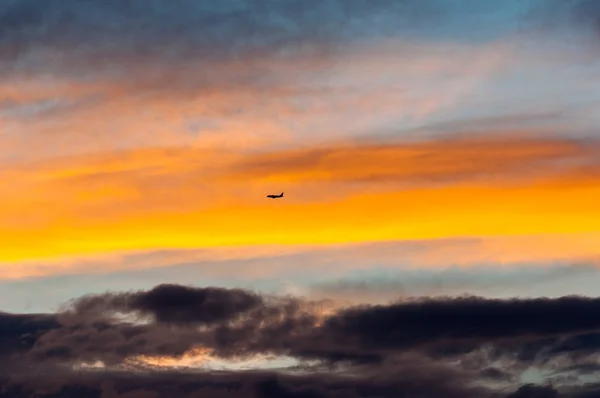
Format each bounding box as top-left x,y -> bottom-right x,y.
281,192 -> 284,196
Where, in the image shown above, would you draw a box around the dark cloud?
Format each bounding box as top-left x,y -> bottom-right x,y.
313,296 -> 600,359
0,312 -> 58,357
481,367 -> 515,382
0,359 -> 490,398
126,284 -> 264,324
23,290 -> 600,366
505,384 -> 559,398
19,290 -> 600,370
63,284 -> 264,325
0,353 -> 491,398
250,368 -> 486,398
26,285 -> 323,365
572,383 -> 600,398
6,285 -> 600,396
27,321 -> 205,365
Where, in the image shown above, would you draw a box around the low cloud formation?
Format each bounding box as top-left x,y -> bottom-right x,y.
4,284 -> 600,396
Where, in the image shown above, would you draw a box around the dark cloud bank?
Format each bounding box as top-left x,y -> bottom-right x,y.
3,284 -> 600,397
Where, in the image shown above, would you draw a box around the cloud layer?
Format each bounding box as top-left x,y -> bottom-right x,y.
5,284 -> 600,396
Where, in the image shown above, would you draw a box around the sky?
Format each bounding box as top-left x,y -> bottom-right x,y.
2,0 -> 600,397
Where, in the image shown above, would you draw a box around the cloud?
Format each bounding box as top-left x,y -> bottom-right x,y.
319,296 -> 600,353
0,39 -> 523,175
0,363 -> 489,398
1,0 -> 598,164
9,284 -> 600,395
0,37 -> 520,155
0,0 -> 595,97
0,0 -> 404,63
1,0 -> 598,199
0,0 -> 596,73
223,134 -> 600,186
62,284 -> 265,325
11,286 -> 600,368
0,0 -> 531,73
505,384 -> 559,398
0,312 -> 58,357
22,134 -> 599,198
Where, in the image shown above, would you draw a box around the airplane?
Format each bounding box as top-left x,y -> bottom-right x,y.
266,192 -> 284,199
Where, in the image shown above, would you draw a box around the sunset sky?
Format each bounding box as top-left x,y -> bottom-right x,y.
2,1 -> 600,397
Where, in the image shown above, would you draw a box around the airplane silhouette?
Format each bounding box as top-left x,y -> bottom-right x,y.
266,192 -> 284,199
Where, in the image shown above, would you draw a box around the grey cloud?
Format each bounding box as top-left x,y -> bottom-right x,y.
0,362 -> 489,398
0,313 -> 56,355
8,285 -> 600,396
20,287 -> 600,370
62,284 -> 265,325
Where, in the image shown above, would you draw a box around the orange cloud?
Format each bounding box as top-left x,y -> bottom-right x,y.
224,134 -> 594,186
0,134 -> 599,266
